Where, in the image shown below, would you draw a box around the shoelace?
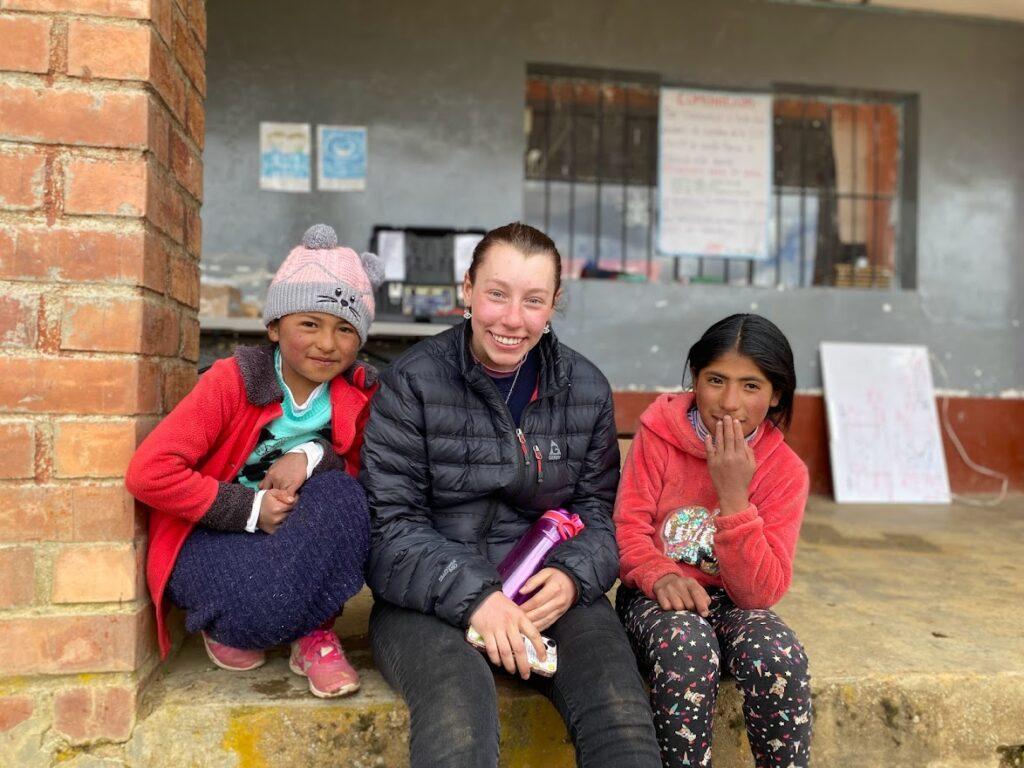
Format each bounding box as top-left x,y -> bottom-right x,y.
299,629 -> 343,661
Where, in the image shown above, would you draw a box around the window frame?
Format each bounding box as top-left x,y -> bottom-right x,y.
524,65 -> 919,291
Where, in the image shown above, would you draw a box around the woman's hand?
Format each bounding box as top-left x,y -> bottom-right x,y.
705,414 -> 756,516
259,452 -> 308,494
469,592 -> 546,679
653,573 -> 711,616
257,488 -> 296,534
520,567 -> 577,631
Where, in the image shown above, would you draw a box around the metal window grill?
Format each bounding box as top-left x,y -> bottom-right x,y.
524,65 -> 660,279
524,67 -> 917,290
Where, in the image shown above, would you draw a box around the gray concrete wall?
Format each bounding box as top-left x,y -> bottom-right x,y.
202,0 -> 1024,394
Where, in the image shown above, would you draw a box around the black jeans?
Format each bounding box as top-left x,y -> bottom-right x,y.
370,596 -> 661,768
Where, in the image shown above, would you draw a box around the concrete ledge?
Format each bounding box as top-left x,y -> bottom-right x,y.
130,637 -> 577,768
125,496 -> 1024,767
127,640 -> 1024,768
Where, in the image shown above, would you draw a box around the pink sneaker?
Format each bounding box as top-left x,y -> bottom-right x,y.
202,632 -> 266,671
289,629 -> 360,698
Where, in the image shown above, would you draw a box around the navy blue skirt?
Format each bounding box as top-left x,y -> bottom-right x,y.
167,470 -> 370,649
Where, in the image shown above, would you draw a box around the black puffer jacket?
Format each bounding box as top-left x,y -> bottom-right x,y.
360,322 -> 620,628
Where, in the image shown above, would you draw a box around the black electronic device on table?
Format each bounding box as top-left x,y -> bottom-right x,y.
370,225 -> 486,322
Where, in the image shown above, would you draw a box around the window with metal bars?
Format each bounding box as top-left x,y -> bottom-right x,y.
524,66 -> 917,290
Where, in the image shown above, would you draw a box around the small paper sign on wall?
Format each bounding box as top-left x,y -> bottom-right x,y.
376,230 -> 406,282
259,122 -> 311,192
453,233 -> 483,283
318,125 -> 367,191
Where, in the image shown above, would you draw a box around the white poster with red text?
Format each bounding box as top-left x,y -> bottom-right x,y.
658,88 -> 772,260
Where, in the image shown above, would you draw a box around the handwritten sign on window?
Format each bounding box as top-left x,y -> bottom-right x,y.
657,88 -> 772,259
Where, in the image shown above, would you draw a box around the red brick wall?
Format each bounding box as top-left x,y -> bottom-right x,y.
0,0 -> 204,755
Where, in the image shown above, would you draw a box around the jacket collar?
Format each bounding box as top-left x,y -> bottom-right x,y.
455,320 -> 569,399
234,344 -> 378,407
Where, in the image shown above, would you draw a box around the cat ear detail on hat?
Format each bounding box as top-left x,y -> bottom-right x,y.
302,223 -> 338,250
360,252 -> 385,290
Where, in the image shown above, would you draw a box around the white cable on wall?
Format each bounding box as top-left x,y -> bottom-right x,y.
930,354 -> 1010,507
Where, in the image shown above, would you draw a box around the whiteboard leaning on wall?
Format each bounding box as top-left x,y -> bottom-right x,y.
820,342 -> 951,504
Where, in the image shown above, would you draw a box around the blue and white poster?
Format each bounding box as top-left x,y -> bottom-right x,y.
259,122 -> 311,193
318,125 -> 367,191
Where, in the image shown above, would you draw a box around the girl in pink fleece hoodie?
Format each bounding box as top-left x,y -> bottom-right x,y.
614,314 -> 811,768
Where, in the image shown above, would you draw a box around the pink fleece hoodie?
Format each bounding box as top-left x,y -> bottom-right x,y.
614,392 -> 809,609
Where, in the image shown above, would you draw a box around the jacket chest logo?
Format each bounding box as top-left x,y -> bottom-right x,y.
547,440 -> 562,461
438,559 -> 459,582
661,506 -> 719,575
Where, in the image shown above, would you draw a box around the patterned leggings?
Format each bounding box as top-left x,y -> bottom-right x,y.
617,586 -> 812,768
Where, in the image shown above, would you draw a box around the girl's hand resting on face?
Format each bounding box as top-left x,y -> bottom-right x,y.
705,414 -> 756,516
653,573 -> 711,616
469,592 -> 547,680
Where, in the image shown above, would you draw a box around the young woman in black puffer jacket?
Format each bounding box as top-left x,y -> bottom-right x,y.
360,222 -> 660,768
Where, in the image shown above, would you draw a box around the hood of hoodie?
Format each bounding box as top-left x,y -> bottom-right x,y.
639,391 -> 787,462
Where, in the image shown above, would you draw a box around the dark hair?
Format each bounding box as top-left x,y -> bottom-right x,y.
684,314 -> 797,430
467,222 -> 562,296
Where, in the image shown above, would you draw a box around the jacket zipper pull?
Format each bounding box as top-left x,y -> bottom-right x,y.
515,428 -> 529,458
532,444 -> 544,483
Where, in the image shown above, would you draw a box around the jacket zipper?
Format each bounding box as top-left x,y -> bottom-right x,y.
515,428 -> 529,459
478,404 -> 541,551
475,385 -> 557,552
472,344 -> 569,552
516,429 -> 545,483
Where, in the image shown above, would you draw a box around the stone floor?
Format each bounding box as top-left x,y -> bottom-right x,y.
88,495 -> 1024,766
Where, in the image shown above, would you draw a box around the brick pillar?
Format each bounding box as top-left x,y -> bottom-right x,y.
0,0 -> 204,760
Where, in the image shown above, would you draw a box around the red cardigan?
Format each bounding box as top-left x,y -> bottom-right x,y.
125,345 -> 376,657
614,393 -> 808,609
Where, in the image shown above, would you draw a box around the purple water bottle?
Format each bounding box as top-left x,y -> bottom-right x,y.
497,509 -> 585,605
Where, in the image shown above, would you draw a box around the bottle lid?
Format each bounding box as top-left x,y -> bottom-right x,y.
542,508 -> 585,540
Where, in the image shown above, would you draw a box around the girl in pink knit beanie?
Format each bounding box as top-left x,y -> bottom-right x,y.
127,224 -> 383,699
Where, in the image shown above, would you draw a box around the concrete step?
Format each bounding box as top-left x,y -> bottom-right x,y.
126,632 -> 1024,768
126,496 -> 1024,767
130,633 -> 576,768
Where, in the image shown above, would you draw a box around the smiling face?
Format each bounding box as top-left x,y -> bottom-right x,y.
692,350 -> 780,437
267,312 -> 360,402
462,242 -> 560,372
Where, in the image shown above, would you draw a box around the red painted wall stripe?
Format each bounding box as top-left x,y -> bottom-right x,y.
613,392 -> 1023,496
